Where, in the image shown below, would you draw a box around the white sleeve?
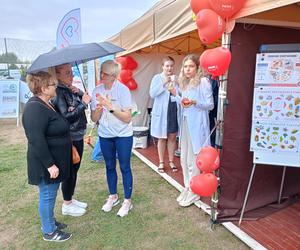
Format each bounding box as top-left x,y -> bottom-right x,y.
194,78 -> 214,111
149,74 -> 166,98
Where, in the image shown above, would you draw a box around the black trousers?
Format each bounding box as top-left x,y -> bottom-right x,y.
62,139 -> 84,201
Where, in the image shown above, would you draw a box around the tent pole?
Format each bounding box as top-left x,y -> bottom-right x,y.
216,32 -> 231,148
210,32 -> 231,229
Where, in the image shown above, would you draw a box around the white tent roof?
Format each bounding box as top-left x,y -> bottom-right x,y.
107,0 -> 300,55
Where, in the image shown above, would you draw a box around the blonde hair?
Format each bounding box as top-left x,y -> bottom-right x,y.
101,60 -> 120,78
26,71 -> 57,95
48,66 -> 57,79
178,54 -> 205,91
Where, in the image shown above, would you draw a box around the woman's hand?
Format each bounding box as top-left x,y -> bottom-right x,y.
163,75 -> 172,87
69,85 -> 80,94
84,135 -> 92,145
97,94 -> 113,110
68,106 -> 75,112
168,86 -> 176,96
48,164 -> 59,179
82,92 -> 91,105
181,98 -> 193,108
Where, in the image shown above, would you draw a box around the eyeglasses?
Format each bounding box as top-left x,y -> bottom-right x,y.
48,83 -> 57,87
100,71 -> 112,77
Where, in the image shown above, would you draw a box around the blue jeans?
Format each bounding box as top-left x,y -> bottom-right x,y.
38,179 -> 60,234
100,136 -> 133,199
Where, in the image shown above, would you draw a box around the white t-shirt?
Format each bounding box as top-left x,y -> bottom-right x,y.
91,81 -> 133,138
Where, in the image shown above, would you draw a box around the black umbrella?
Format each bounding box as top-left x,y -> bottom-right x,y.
27,42 -> 125,74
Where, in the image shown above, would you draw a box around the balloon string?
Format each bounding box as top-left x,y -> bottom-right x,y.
203,119 -> 220,146
211,198 -> 219,203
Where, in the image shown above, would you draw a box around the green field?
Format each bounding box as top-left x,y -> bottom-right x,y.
0,121 -> 248,249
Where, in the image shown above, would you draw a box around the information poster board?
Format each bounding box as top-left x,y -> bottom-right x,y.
0,80 -> 19,119
19,80 -> 33,104
250,52 -> 300,167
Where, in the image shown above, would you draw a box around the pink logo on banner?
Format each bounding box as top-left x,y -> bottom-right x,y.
56,8 -> 81,48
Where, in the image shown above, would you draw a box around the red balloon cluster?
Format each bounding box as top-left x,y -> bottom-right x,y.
191,0 -> 246,44
189,146 -> 220,197
190,0 -> 244,77
190,0 -> 246,18
116,56 -> 138,90
200,47 -> 231,77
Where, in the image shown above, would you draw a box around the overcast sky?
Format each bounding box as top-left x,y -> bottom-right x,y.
0,0 -> 158,43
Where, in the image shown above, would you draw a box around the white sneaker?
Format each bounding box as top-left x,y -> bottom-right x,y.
102,195 -> 119,212
176,188 -> 188,203
117,200 -> 133,217
179,191 -> 200,207
72,199 -> 88,209
62,203 -> 86,216
174,149 -> 181,157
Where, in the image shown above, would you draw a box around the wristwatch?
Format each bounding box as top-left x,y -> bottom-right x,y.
109,109 -> 114,113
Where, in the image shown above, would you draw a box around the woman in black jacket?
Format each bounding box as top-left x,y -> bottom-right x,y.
52,64 -> 91,217
22,71 -> 72,242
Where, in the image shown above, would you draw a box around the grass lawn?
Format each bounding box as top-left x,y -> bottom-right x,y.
0,120 -> 249,249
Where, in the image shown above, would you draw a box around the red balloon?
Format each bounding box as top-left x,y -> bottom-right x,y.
116,56 -> 138,70
118,69 -> 132,84
199,51 -> 209,70
116,56 -> 128,69
126,78 -> 138,91
209,0 -> 247,19
190,173 -> 218,197
212,155 -> 220,171
196,146 -> 220,173
190,0 -> 211,14
196,9 -> 225,44
126,56 -> 138,70
199,47 -> 231,77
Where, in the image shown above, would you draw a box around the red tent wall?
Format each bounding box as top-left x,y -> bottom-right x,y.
218,23 -> 300,220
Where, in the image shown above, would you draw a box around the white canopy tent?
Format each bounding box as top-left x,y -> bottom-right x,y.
106,0 -> 300,126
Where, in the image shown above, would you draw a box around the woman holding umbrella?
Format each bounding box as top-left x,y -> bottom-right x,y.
22,71 -> 72,242
25,42 -> 125,217
52,63 -> 91,217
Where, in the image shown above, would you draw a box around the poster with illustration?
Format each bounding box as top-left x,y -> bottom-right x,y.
251,52 -> 300,167
253,88 -> 300,121
254,53 -> 300,87
250,122 -> 300,153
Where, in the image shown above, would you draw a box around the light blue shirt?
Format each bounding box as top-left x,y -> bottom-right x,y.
149,73 -> 179,138
176,77 -> 214,154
